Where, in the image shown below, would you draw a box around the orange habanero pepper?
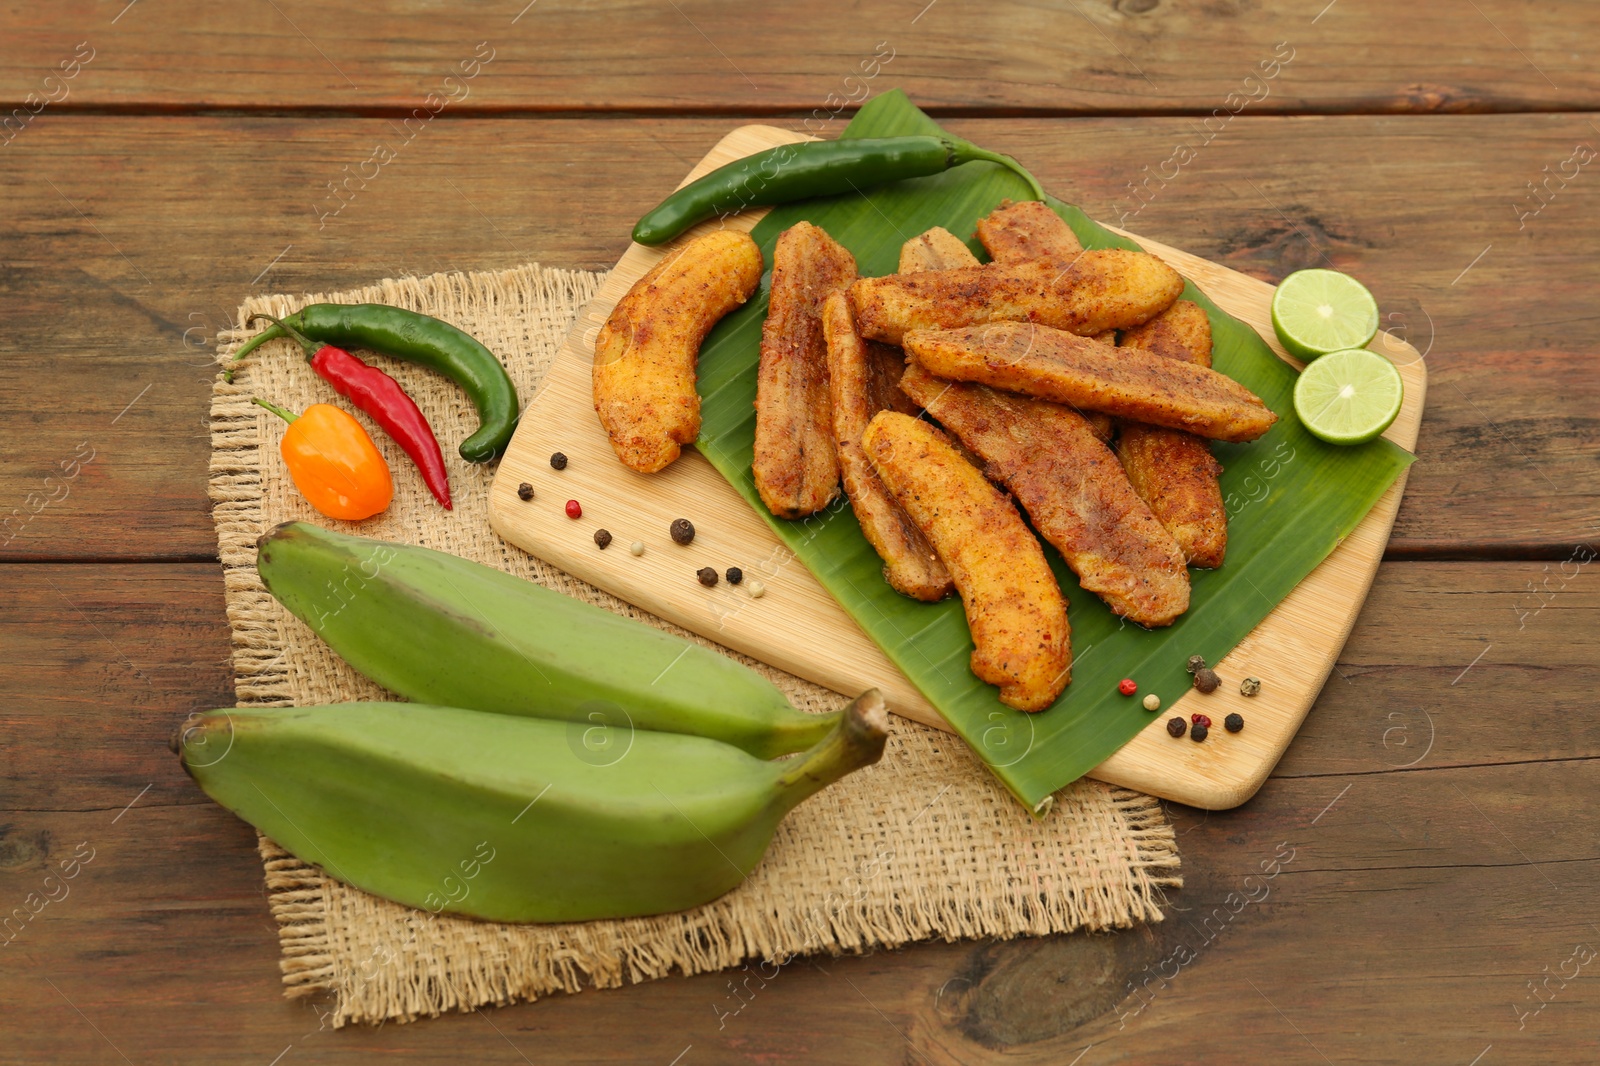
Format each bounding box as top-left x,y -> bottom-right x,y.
254,398 -> 393,520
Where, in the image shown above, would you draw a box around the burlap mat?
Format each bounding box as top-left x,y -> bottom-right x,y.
206,263 -> 1181,1027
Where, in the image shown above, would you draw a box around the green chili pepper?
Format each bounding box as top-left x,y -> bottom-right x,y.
226,304 -> 519,463
631,135 -> 1047,246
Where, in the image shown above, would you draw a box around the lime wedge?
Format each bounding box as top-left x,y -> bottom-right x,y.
1294,348 -> 1404,445
1271,269 -> 1379,361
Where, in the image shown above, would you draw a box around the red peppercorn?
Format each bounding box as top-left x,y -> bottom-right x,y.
1118,678 -> 1137,696
1190,713 -> 1212,729
564,499 -> 582,519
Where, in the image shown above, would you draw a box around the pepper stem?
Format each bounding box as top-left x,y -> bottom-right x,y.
946,138 -> 1047,201
223,323 -> 283,383
252,397 -> 299,424
248,313 -> 322,360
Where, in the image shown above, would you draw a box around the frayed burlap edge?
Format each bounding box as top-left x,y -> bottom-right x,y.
207,263 -> 1181,1027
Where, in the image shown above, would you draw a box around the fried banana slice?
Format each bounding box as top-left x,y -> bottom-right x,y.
753,222 -> 857,518
823,292 -> 953,601
849,249 -> 1183,346
902,365 -> 1189,627
976,199 -> 1084,263
593,230 -> 762,473
899,226 -> 981,273
1117,301 -> 1228,568
905,322 -> 1277,442
862,411 -> 1070,711
971,204 -> 1128,438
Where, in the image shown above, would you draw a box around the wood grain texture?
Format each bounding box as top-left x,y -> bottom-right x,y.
0,5 -> 1593,1057
0,115 -> 1595,562
488,124 -> 1425,809
2,1 -> 1598,114
1,561 -> 1594,1062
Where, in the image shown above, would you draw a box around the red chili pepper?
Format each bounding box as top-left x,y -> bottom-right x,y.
250,314 -> 452,509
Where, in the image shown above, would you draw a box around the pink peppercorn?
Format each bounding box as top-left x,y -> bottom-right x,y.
565,499 -> 582,519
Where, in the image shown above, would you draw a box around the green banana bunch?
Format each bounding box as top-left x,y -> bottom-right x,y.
255,522 -> 835,759
178,691 -> 888,922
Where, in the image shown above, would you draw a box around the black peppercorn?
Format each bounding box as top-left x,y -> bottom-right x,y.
670,518 -> 695,545
697,566 -> 718,587
549,452 -> 568,470
516,482 -> 534,501
1186,654 -> 1206,674
726,566 -> 743,585
1193,667 -> 1220,694
1190,722 -> 1209,742
593,529 -> 612,549
1166,716 -> 1186,738
1224,713 -> 1244,733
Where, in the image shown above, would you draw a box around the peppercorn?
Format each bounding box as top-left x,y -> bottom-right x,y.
1240,676 -> 1261,697
697,566 -> 718,587
670,518 -> 695,545
1190,713 -> 1212,728
628,540 -> 645,556
1225,713 -> 1244,733
1190,722 -> 1209,742
748,580 -> 766,598
1118,678 -> 1137,696
1193,666 -> 1220,694
516,482 -> 534,501
1166,716 -> 1186,738
1143,693 -> 1161,712
726,566 -> 743,585
565,499 -> 582,519
1186,654 -> 1206,674
549,451 -> 568,470
593,529 -> 612,549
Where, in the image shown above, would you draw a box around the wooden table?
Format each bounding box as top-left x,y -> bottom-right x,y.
3,4 -> 1596,1062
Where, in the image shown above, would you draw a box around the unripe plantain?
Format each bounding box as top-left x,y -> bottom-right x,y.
256,522 -> 835,759
178,692 -> 889,922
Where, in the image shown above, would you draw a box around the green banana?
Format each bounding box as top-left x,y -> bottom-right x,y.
178,692 -> 888,922
255,522 -> 835,759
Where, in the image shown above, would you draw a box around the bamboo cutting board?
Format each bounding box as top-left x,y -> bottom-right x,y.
487,124 -> 1426,810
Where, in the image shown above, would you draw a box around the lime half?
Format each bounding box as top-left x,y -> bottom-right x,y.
1294,348 -> 1404,445
1271,269 -> 1379,361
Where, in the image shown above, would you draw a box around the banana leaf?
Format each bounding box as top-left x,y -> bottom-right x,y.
692,90 -> 1414,810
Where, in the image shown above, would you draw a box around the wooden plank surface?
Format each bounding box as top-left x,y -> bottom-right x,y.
489,121 -> 1424,809
0,115 -> 1593,563
2,6 -> 1595,1058
3,1 -> 1599,114
2,561 -> 1594,1062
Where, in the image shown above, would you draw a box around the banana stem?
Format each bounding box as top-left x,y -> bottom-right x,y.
774,690 -> 889,806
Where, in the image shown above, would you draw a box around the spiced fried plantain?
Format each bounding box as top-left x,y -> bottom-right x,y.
902,364 -> 1190,627
976,199 -> 1084,263
753,222 -> 857,518
823,292 -> 953,601
593,230 -> 762,473
1116,301 -> 1228,568
862,412 -> 1070,711
905,322 -> 1277,442
898,226 -> 981,274
848,249 -> 1183,346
